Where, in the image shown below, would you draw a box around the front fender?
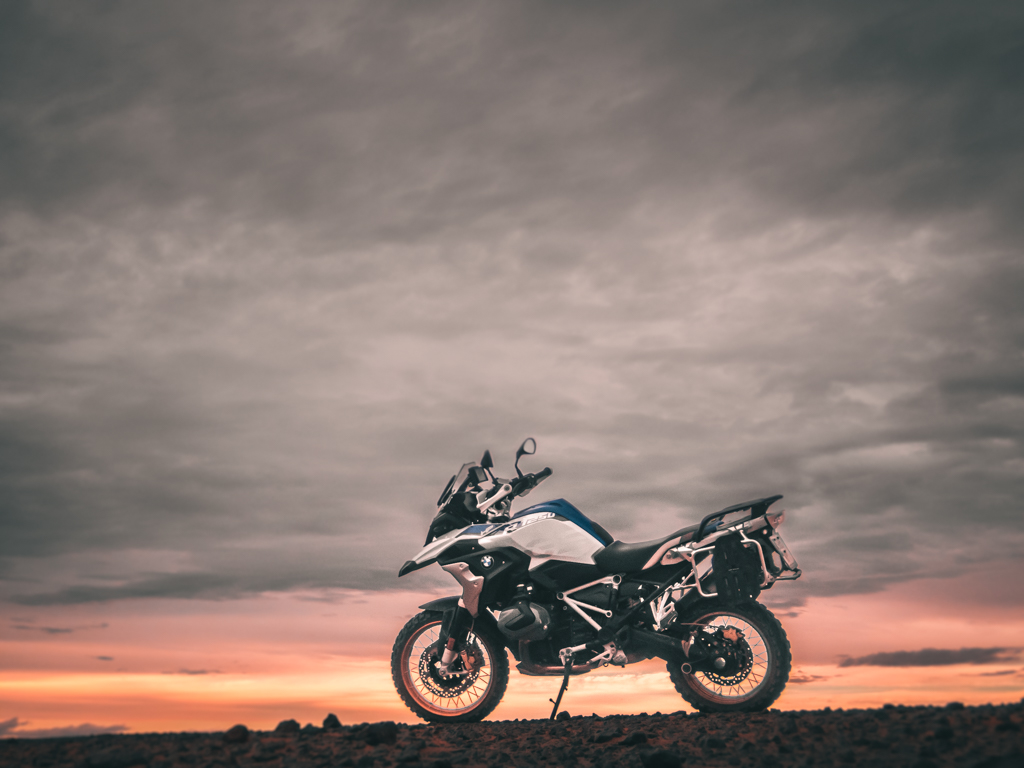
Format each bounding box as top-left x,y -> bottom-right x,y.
417,595 -> 503,643
419,595 -> 461,612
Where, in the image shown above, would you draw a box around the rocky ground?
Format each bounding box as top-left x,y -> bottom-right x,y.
2,703 -> 1022,768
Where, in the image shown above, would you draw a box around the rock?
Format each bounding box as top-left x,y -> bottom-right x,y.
556,711 -> 571,722
398,745 -> 421,762
946,702 -> 965,710
433,750 -> 465,767
591,726 -> 622,743
223,724 -> 249,744
641,750 -> 684,768
82,748 -> 149,768
248,742 -> 265,759
274,718 -> 301,734
365,721 -> 398,746
398,738 -> 427,762
323,713 -> 342,729
623,731 -> 649,746
918,744 -> 939,759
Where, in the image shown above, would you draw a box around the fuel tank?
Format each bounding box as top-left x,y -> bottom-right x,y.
405,499 -> 608,572
478,499 -> 607,568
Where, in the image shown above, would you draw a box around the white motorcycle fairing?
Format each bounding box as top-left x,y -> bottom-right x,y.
403,499 -> 608,573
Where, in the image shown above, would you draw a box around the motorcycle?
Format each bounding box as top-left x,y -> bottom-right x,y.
392,438 -> 802,723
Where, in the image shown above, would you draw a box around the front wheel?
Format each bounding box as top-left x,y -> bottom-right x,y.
391,610 -> 509,723
667,600 -> 791,713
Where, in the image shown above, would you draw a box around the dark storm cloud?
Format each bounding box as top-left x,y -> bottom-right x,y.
10,573 -> 237,606
11,624 -> 71,633
9,621 -> 108,633
4,2 -> 1022,240
0,717 -> 19,736
1,1 -> 1022,605
839,647 -> 1022,668
0,717 -> 129,739
9,557 -> 399,605
789,673 -> 830,685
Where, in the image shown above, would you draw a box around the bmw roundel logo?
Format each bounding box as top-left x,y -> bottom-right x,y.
480,555 -> 495,569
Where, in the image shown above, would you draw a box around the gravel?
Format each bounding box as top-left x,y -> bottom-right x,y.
2,703 -> 1022,768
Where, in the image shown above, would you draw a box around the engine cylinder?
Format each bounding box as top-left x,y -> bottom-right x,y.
497,601 -> 551,641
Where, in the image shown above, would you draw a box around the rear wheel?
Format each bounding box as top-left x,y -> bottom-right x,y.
667,600 -> 790,713
391,611 -> 509,723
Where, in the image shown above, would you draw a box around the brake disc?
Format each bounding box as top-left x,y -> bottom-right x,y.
417,645 -> 482,697
700,626 -> 754,686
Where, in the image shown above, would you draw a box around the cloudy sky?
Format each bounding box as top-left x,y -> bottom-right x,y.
2,0 -> 1023,733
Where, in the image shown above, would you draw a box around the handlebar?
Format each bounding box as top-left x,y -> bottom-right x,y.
512,467 -> 552,496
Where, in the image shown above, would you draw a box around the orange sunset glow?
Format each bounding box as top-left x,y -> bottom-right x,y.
5,562 -> 1023,735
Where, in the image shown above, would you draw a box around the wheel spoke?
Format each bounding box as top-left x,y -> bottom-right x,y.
685,610 -> 773,703
400,621 -> 495,716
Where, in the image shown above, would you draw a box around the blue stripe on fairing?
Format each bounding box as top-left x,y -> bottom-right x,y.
514,498 -> 605,543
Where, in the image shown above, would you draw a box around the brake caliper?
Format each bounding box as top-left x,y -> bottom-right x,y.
459,646 -> 484,674
720,627 -> 742,644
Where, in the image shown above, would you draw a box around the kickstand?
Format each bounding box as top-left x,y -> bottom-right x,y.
548,656 -> 573,720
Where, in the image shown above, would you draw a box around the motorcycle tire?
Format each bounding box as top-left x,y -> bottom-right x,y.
668,600 -> 791,713
391,610 -> 509,723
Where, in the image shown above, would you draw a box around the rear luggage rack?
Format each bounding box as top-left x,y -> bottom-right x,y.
694,495 -> 783,542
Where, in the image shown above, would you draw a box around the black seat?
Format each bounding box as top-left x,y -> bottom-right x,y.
592,495 -> 784,575
593,522 -> 701,574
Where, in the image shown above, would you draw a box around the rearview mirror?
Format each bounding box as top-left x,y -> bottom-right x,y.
514,437 -> 536,477
480,450 -> 493,469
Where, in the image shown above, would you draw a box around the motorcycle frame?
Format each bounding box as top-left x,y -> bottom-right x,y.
505,513 -> 801,673
427,502 -> 802,677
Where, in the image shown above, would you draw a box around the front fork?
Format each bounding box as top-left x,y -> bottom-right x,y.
436,561 -> 486,674
436,604 -> 475,674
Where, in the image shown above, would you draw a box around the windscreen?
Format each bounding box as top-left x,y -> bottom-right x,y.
436,462 -> 475,509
